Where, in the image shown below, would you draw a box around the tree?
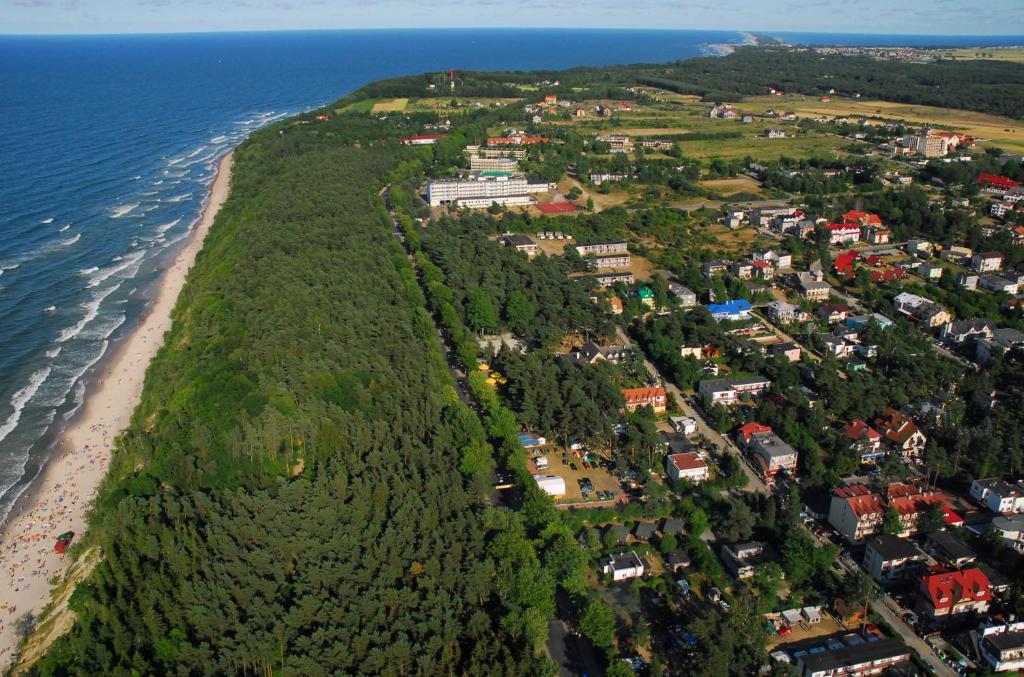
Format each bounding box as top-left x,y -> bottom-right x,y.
882,507 -> 903,534
579,597 -> 618,657
467,289 -> 499,334
917,502 -> 947,534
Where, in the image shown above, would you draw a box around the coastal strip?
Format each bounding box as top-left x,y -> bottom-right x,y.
0,151 -> 234,670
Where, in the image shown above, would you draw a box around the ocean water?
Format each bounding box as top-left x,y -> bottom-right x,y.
1,28 -> 1022,524
0,28 -> 750,522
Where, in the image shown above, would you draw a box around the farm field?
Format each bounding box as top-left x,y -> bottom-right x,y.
679,132 -> 847,161
740,95 -> 1024,153
942,47 -> 1024,64
699,176 -> 763,196
370,98 -> 408,112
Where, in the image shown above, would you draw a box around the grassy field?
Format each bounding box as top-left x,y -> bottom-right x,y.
679,132 -> 848,161
700,176 -> 763,196
371,98 -> 409,112
740,95 -> 1024,153
941,47 -> 1024,64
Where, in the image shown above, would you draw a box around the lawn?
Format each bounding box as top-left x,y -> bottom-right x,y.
371,98 -> 409,112
739,95 -> 1024,153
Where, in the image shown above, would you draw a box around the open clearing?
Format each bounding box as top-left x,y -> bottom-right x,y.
942,47 -> 1024,64
680,132 -> 847,161
740,95 -> 1024,153
371,98 -> 409,112
700,176 -> 762,196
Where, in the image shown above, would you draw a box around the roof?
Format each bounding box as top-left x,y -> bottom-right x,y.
920,567 -> 990,611
701,375 -> 771,395
874,408 -> 923,446
843,420 -> 881,443
622,386 -> 666,406
843,210 -> 882,226
706,299 -> 752,315
977,172 -> 1021,189
926,530 -> 976,562
799,638 -> 910,673
834,484 -> 885,519
634,522 -> 658,539
403,133 -> 446,142
536,202 -> 578,214
668,452 -> 707,473
501,233 -> 535,247
827,222 -> 861,232
602,550 -> 644,571
661,517 -> 686,535
748,432 -> 797,460
866,534 -> 921,561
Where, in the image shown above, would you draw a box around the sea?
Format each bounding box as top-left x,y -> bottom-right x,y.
1,28 -> 1023,523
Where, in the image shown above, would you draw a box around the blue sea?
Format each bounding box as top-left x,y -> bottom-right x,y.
0,28 -> 1022,522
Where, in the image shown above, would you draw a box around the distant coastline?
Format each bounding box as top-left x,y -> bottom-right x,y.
705,31 -> 760,56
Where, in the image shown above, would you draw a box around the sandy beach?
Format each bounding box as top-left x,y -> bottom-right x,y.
0,151 -> 234,669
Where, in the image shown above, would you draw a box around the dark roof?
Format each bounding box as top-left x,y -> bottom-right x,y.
660,431 -> 695,455
866,534 -> 921,560
577,527 -> 597,547
661,518 -> 686,535
983,628 -> 1024,652
667,549 -> 692,567
605,524 -> 630,544
634,522 -> 658,540
501,233 -> 535,247
926,530 -> 976,562
798,638 -> 910,673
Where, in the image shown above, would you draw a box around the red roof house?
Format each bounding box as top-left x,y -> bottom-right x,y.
843,210 -> 882,226
736,422 -> 772,445
977,173 -> 1021,191
835,249 -> 859,276
918,568 -> 991,618
622,386 -> 667,413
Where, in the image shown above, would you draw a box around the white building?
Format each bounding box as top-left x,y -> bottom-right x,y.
670,416 -> 698,435
533,474 -> 566,498
601,551 -> 645,581
468,156 -> 520,173
666,452 -> 709,483
427,174 -> 549,207
980,622 -> 1024,672
970,478 -> 1024,514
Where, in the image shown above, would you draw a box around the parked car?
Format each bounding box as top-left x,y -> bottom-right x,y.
719,599 -> 731,613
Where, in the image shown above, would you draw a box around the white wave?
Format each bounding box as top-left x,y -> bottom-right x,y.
155,218 -> 181,235
63,380 -> 86,421
58,224 -> 70,232
187,145 -> 208,158
167,155 -> 186,166
110,203 -> 140,218
130,240 -> 139,248
44,306 -> 57,315
87,250 -> 145,288
46,346 -> 61,358
57,284 -> 120,343
62,233 -> 82,246
153,180 -> 164,185
210,135 -> 228,144
0,367 -> 51,445
112,255 -> 122,261
165,193 -> 192,204
79,266 -> 99,275
132,175 -> 142,180
140,191 -> 158,197
40,217 -> 54,225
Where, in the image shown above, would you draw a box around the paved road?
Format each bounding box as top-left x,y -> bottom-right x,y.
616,326 -> 770,495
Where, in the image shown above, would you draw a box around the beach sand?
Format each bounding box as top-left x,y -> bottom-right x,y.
0,151 -> 234,669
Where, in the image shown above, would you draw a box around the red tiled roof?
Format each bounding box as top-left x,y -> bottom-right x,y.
827,223 -> 861,232
835,250 -> 859,275
536,202 -> 578,214
943,506 -> 964,526
622,386 -> 666,406
737,422 -> 772,443
669,452 -> 707,472
977,173 -> 1021,190
921,568 -> 991,611
843,210 -> 882,226
835,485 -> 886,519
843,420 -> 881,442
487,135 -> 550,145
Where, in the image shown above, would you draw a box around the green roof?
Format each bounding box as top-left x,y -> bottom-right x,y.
480,171 -> 513,178
638,286 -> 654,298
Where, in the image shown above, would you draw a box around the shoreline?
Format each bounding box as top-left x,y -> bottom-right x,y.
0,151 -> 234,669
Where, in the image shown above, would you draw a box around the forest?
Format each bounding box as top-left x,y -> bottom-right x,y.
29,105 -> 546,674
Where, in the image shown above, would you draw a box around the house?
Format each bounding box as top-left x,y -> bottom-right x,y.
752,259 -> 775,280
753,249 -> 793,269
668,283 -> 697,307
862,534 -> 927,582
917,262 -> 943,280
729,261 -> 754,279
941,319 -> 995,345
843,210 -> 882,227
637,286 -> 655,308
633,522 -> 658,541
666,550 -> 692,573
670,416 -> 698,435
992,201 -> 1016,218
893,292 -> 952,328
720,541 -> 777,579
828,485 -> 888,543
977,173 -> 1022,191
594,272 -> 634,287
601,551 -> 646,581
679,346 -> 703,359
862,226 -> 892,245
843,420 -> 885,463
990,514 -> 1024,553
972,251 -> 1004,273
661,431 -> 694,455
796,638 -> 911,677
827,223 -> 861,244
970,478 -> 1024,514
666,452 -> 709,483
764,128 -> 786,139
701,259 -> 730,277
924,530 -> 977,568
957,273 -> 979,290
767,341 -> 802,362
917,567 -> 991,620
499,233 -> 538,258
817,304 -> 849,324
533,475 -> 566,498
746,431 -> 799,482
699,376 -> 772,404
660,517 -> 686,536
906,239 -> 933,257
845,313 -> 893,331
979,621 -> 1024,673
796,272 -> 832,301
979,274 -> 1020,294
977,327 -> 1024,363
706,299 -> 752,321
607,296 -> 623,315
622,386 -> 667,413
576,241 -> 628,257
561,340 -> 628,365
874,408 -> 926,460
735,421 -> 773,445
819,333 -> 856,358
766,300 -> 799,324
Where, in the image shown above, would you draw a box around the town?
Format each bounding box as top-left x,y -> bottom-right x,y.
368,68 -> 1024,677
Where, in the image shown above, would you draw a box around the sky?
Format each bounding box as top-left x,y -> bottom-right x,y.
2,0 -> 1024,36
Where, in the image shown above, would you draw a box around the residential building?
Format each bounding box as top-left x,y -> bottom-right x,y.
595,134 -> 633,153
874,407 -> 926,460
576,241 -> 628,257
402,133 -> 447,145
828,484 -> 943,543
588,172 -> 633,186
972,251 -> 1004,273
754,249 -> 793,269
893,292 -> 952,328
827,223 -> 861,244
601,551 -> 646,581
992,201 -> 1015,218
957,273 -> 979,290
427,174 -> 549,207
720,541 -> 777,579
764,128 -> 786,138
990,515 -> 1024,553
668,283 -> 697,307
970,478 -> 1024,514
979,622 -> 1024,672
464,144 -> 528,160
979,274 -> 1019,294
796,637 -> 910,677
699,376 -> 772,404
845,313 -> 894,331
917,262 -> 943,280
767,341 -> 802,362
977,328 -> 1024,363
622,386 -> 667,413
560,340 -> 628,365
730,260 -> 754,279
746,431 -> 799,481
843,420 -> 885,463
590,254 -> 631,269
708,103 -> 738,119
862,534 -> 927,582
766,300 -> 799,324
593,272 -> 634,287
666,452 -> 710,483
736,421 -> 773,445
468,155 -> 520,173
861,226 -> 891,245
917,567 -> 991,620
670,416 -> 698,435
817,304 -> 850,324
941,319 -> 995,345
796,272 -> 832,301
978,173 -> 1022,191
706,299 -> 752,321
924,530 -> 977,568
701,260 -> 730,277
498,233 -> 538,257
819,333 -> 856,358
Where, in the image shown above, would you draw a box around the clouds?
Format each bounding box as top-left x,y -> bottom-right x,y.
2,0 -> 1023,35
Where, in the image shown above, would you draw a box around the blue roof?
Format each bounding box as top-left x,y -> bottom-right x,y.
706,299 -> 751,315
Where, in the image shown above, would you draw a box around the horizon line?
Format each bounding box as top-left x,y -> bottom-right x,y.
1,27 -> 1023,41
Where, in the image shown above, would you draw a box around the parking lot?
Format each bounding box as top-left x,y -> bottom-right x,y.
528,447 -> 625,506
